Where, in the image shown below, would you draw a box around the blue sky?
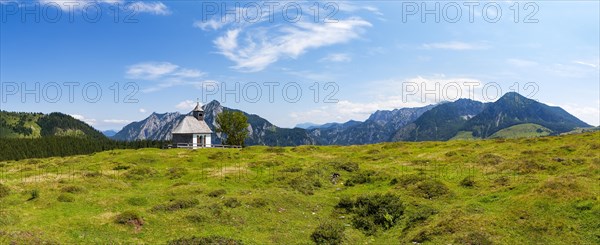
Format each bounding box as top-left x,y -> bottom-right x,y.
1,0 -> 599,130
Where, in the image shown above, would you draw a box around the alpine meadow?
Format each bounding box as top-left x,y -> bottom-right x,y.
1,0 -> 599,244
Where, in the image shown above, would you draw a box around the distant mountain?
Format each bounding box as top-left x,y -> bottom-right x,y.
112,112 -> 182,141
295,122 -> 321,129
111,93 -> 591,145
113,101 -> 315,146
462,92 -> 590,138
0,111 -> 105,139
102,130 -> 118,137
392,99 -> 486,141
309,105 -> 435,145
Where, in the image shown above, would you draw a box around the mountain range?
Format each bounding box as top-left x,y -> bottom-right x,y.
110,92 -> 592,145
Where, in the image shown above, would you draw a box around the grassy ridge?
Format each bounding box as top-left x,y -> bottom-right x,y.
0,132 -> 599,244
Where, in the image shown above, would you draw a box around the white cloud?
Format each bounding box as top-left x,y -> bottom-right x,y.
320,53 -> 352,63
139,108 -> 146,113
126,62 -> 179,80
125,62 -> 206,92
558,103 -> 600,126
70,114 -> 97,125
194,19 -> 227,31
422,41 -> 491,50
103,119 -> 132,124
290,75 -> 486,125
215,18 -> 371,72
573,60 -> 599,69
36,0 -> 170,15
175,100 -> 196,110
507,58 -> 538,67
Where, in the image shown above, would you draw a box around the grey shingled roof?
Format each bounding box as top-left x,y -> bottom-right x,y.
193,102 -> 203,112
172,116 -> 212,134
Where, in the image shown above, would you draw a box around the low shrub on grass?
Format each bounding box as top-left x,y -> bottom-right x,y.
167,236 -> 243,245
479,153 -> 503,165
61,185 -> 85,194
224,198 -> 242,208
336,193 -> 404,235
57,194 -> 75,203
167,167 -> 188,179
207,189 -> 227,197
125,167 -> 157,180
311,221 -> 346,245
0,184 -> 10,199
249,198 -> 269,208
333,161 -> 359,172
412,179 -> 449,199
460,176 -> 476,187
265,147 -> 286,153
404,204 -> 437,229
152,198 -> 199,212
289,176 -> 322,195
27,189 -> 39,201
114,210 -> 144,228
185,214 -> 207,223
344,171 -> 374,186
112,164 -> 130,171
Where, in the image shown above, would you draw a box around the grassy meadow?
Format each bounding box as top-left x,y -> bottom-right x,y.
0,132 -> 599,244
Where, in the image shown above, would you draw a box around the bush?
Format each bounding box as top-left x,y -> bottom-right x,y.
336,193 -> 404,235
289,176 -> 322,195
167,236 -> 243,245
114,210 -> 144,227
281,166 -> 303,172
185,214 -> 207,223
125,167 -> 157,180
311,221 -> 345,245
112,164 -> 131,171
249,198 -> 269,208
344,171 -> 374,186
405,205 -> 437,229
412,179 -> 449,199
57,194 -> 75,203
0,184 -> 10,199
27,189 -> 39,201
61,185 -> 85,194
208,189 -> 227,197
396,174 -> 426,187
152,198 -> 199,212
265,147 -> 286,153
224,198 -> 242,208
460,176 -> 476,187
127,197 -> 148,206
167,167 -> 188,179
333,161 -> 359,172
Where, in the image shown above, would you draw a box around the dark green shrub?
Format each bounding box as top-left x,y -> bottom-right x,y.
336,193 -> 404,235
344,171 -> 374,186
335,196 -> 354,212
125,167 -> 157,180
412,179 -> 449,199
27,189 -> 39,201
460,176 -> 476,187
152,198 -> 199,212
249,198 -> 269,208
127,197 -> 148,206
333,161 -> 359,172
396,174 -> 426,187
167,167 -> 188,179
57,194 -> 75,203
112,164 -> 130,171
311,221 -> 345,245
167,236 -> 243,245
405,205 -> 437,229
265,147 -> 286,153
224,198 -> 242,208
61,185 -> 85,194
114,210 -> 144,227
0,184 -> 10,199
352,216 -> 378,235
208,189 -> 227,197
84,171 -> 102,178
289,176 -> 322,195
389,178 -> 398,186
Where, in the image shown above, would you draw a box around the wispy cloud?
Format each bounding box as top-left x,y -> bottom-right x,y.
103,119 -> 132,124
422,41 -> 491,50
36,0 -> 170,15
215,18 -> 371,72
573,60 -> 599,69
320,53 -> 352,63
70,114 -> 97,125
126,62 -> 206,92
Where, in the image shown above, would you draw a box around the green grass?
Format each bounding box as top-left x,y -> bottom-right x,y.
489,123 -> 553,139
0,132 -> 599,244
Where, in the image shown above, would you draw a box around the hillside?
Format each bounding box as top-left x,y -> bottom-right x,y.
0,111 -> 105,139
0,132 -> 598,244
